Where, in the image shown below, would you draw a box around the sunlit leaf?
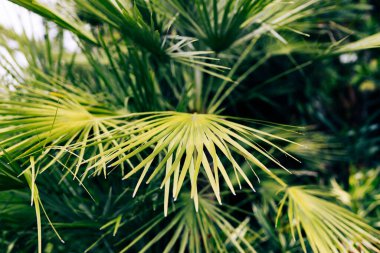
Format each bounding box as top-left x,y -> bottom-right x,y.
85,112 -> 301,214
336,32 -> 380,53
0,74 -> 123,177
278,186 -> 380,253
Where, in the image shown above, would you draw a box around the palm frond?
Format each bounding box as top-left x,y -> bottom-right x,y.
85,112 -> 301,215
0,155 -> 64,253
8,0 -> 96,44
9,0 -> 231,81
116,193 -> 258,253
278,186 -> 380,253
336,32 -> 380,53
1,1 -> 380,252
0,73 -> 123,177
75,0 -> 166,59
155,0 -> 270,52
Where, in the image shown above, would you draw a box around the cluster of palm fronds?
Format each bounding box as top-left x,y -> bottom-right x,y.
0,0 -> 380,252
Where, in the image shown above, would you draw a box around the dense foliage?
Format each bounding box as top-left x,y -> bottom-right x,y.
0,0 -> 379,252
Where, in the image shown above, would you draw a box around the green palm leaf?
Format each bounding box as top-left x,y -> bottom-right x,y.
0,75 -> 123,177
335,32 -> 380,53
278,186 -> 380,253
112,193 -> 258,253
85,112 -> 301,215
8,0 -> 96,44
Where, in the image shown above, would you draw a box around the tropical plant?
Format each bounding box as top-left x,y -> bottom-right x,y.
0,0 -> 380,252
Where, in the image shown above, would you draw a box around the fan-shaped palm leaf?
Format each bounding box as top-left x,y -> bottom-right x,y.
85,112 -> 301,215
0,75 -> 123,178
277,186 -> 380,253
104,193 -> 258,253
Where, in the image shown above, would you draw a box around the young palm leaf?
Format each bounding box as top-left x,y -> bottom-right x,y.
86,112 -> 301,214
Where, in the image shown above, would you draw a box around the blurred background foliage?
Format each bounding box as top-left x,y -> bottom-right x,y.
0,0 -> 379,252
